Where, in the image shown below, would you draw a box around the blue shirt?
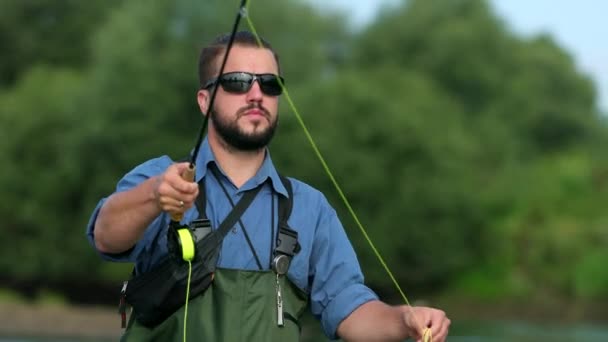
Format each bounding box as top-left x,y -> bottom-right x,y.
86,138 -> 377,338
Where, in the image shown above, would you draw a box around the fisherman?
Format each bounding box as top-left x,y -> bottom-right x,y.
86,30 -> 451,341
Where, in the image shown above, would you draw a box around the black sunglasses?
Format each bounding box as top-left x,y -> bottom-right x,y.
203,71 -> 284,96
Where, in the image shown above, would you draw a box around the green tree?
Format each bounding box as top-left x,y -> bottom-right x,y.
3,0 -> 608,309
354,0 -> 598,156
0,0 -> 124,86
330,0 -> 606,298
0,67 -> 100,283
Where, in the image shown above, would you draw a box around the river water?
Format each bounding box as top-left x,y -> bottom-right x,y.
2,320 -> 608,341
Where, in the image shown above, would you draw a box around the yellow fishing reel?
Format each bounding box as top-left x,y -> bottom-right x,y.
175,227 -> 196,261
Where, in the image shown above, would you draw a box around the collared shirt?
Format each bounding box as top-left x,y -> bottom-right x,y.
86,138 -> 377,338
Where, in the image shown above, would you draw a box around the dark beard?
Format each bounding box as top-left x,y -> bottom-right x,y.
210,105 -> 278,151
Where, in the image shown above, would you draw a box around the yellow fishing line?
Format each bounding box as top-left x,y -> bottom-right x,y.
183,260 -> 192,342
423,327 -> 433,342
244,2 -> 431,340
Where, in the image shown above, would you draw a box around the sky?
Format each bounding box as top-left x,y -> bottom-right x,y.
306,0 -> 608,113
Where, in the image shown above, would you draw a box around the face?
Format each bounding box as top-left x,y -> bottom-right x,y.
198,45 -> 280,151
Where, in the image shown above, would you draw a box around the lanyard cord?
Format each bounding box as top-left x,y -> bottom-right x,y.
209,166 -> 264,270
270,193 -> 275,268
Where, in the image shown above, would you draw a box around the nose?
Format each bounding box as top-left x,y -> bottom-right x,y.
246,79 -> 264,102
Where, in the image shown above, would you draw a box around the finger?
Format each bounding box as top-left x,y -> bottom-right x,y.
403,307 -> 429,341
158,196 -> 182,211
157,191 -> 197,211
414,309 -> 438,341
422,314 -> 448,342
157,195 -> 197,216
173,162 -> 197,187
434,318 -> 451,342
169,172 -> 198,194
174,162 -> 192,173
158,176 -> 199,201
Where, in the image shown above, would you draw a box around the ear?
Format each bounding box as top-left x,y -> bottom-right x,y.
197,89 -> 210,116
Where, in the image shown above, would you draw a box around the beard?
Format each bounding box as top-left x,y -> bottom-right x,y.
210,104 -> 278,151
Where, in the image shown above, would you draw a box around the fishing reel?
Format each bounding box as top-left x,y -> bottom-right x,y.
169,219 -> 212,262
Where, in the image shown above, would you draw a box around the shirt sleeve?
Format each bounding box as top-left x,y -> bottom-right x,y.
85,156 -> 173,263
308,198 -> 378,339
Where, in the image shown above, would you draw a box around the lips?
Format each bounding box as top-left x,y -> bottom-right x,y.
244,109 -> 264,116
239,105 -> 269,119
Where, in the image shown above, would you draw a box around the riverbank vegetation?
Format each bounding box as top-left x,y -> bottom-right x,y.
1,0 -> 607,320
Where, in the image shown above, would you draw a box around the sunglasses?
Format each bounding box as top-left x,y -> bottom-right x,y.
202,71 -> 284,96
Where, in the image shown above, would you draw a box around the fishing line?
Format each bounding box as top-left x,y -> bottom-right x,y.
177,0 -> 431,338
183,261 -> 192,342
244,1 -> 432,339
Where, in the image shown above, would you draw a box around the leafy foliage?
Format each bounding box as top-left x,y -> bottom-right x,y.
1,0 -> 607,305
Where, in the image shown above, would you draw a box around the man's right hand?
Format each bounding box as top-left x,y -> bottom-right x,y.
154,162 -> 199,216
94,162 -> 199,254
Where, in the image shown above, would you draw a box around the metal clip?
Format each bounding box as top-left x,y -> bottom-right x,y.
276,274 -> 284,327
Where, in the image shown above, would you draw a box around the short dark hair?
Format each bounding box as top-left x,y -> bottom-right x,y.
198,31 -> 280,89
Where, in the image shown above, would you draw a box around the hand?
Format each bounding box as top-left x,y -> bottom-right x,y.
402,306 -> 450,342
154,162 -> 199,215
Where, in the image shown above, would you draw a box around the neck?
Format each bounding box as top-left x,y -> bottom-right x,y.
208,132 -> 266,188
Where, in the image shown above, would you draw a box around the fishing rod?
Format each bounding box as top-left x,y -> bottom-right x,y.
170,0 -> 249,226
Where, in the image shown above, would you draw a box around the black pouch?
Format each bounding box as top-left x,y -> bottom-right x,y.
124,227 -> 219,328
122,182 -> 262,328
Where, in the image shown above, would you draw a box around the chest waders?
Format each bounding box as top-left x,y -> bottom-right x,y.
119,173 -> 308,341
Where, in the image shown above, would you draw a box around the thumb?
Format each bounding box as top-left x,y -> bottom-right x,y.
174,161 -> 192,172
174,162 -> 195,181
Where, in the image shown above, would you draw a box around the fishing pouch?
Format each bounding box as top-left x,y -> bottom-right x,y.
122,182 -> 263,328
124,224 -> 219,328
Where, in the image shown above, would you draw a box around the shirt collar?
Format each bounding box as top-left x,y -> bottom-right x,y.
193,137 -> 288,198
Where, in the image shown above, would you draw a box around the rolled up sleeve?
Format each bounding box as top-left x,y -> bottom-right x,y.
309,201 -> 378,339
84,156 -> 172,264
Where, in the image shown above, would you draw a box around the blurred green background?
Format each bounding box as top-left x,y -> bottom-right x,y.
1,0 -> 607,340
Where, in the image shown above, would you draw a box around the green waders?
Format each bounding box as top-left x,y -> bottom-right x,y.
122,268 -> 308,342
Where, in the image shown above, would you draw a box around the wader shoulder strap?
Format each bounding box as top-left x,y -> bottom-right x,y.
194,179 -> 208,221
277,174 -> 293,224
275,175 -> 300,259
213,184 -> 263,240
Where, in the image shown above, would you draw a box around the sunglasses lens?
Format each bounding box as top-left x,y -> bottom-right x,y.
218,73 -> 283,96
220,74 -> 253,94
259,75 -> 283,96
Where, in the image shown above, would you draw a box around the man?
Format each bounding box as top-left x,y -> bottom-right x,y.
87,31 -> 450,341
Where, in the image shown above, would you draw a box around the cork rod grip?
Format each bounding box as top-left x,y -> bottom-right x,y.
170,164 -> 196,222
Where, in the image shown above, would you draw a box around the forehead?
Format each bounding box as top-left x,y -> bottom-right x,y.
222,45 -> 278,74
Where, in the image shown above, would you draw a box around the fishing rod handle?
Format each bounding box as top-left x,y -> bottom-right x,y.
170,164 -> 196,222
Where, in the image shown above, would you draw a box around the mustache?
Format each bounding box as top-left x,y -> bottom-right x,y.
237,103 -> 270,118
